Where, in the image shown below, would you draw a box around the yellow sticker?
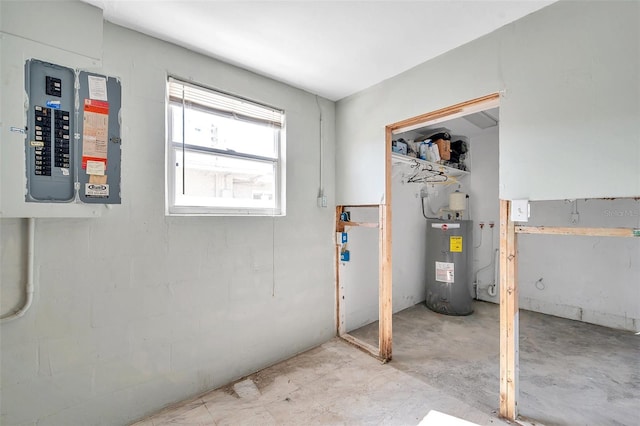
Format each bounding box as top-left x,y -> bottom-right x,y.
450,236 -> 463,252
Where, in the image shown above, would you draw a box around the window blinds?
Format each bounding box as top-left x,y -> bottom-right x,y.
168,78 -> 284,128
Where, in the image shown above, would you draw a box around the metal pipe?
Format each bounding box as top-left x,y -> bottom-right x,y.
487,248 -> 500,297
421,197 -> 439,220
1,218 -> 35,323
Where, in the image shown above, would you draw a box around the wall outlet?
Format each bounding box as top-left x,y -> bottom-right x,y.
317,195 -> 327,208
511,199 -> 530,222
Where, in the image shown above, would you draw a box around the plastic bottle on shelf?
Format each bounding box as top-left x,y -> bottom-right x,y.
427,141 -> 440,163
419,141 -> 429,160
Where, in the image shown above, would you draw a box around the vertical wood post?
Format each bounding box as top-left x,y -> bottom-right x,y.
379,204 -> 392,360
379,127 -> 393,361
499,199 -> 519,420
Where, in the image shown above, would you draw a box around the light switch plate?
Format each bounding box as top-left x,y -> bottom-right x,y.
511,199 -> 530,222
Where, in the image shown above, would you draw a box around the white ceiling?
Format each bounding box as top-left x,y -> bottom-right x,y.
84,0 -> 555,101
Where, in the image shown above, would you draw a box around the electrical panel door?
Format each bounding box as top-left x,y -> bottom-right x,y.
76,71 -> 122,204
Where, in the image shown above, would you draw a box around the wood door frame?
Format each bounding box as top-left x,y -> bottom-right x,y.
335,93 -> 504,382
388,94 -> 514,407
334,91 -> 498,361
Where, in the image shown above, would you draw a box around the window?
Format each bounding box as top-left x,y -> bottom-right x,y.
166,77 -> 285,215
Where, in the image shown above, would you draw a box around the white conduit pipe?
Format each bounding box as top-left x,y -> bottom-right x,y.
1,218 -> 35,323
487,248 -> 499,297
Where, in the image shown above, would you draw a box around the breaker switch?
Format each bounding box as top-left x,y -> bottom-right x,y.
46,76 -> 62,97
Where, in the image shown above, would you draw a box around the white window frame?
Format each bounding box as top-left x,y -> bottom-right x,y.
165,77 -> 286,216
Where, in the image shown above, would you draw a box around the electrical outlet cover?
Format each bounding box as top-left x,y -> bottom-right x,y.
511,199 -> 530,222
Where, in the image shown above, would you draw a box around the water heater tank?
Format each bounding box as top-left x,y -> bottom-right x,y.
425,219 -> 473,315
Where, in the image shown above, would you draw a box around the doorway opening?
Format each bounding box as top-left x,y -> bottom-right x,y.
348,93 -> 504,414
335,94 -> 500,362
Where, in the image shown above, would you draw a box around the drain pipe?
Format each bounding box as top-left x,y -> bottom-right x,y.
1,218 -> 35,323
487,248 -> 499,297
421,188 -> 441,220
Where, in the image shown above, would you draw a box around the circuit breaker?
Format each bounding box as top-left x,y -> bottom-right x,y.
24,59 -> 121,204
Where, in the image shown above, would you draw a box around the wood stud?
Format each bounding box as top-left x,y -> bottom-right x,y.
335,204 -> 389,361
499,199 -> 519,420
516,225 -> 638,238
379,126 -> 394,361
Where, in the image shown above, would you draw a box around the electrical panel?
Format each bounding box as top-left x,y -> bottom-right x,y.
24,59 -> 121,205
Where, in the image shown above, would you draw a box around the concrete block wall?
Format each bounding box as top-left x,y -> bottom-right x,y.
0,3 -> 336,425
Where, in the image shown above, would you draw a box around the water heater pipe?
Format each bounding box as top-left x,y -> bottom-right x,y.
487,248 -> 499,297
421,196 -> 439,220
1,218 -> 35,323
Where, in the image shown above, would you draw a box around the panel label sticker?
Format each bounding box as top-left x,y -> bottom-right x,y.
85,183 -> 109,198
89,174 -> 108,185
88,75 -> 108,101
86,160 -> 106,176
450,236 -> 463,252
435,261 -> 454,283
46,100 -> 61,109
82,99 -> 109,169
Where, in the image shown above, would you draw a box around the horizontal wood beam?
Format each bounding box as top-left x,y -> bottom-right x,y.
340,333 -> 383,361
340,221 -> 379,228
516,226 -> 639,238
388,93 -> 500,132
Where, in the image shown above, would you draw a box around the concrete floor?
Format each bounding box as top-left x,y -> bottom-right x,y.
132,301 -> 639,425
132,337 -> 509,426
350,301 -> 640,426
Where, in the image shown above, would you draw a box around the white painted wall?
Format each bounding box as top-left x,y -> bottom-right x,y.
336,1 -> 640,204
518,199 -> 640,331
341,217 -> 379,332
0,2 -> 336,425
390,172 -> 429,312
468,127 -> 501,301
461,128 -> 639,334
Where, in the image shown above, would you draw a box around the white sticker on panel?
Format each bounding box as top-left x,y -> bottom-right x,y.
85,183 -> 109,198
435,261 -> 455,283
88,75 -> 108,101
86,160 -> 105,176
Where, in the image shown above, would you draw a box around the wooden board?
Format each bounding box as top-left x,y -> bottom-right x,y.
340,333 -> 383,361
387,93 -> 500,133
377,126 -> 394,361
516,226 -> 638,238
340,221 -> 379,228
499,199 -> 519,420
379,204 -> 392,361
